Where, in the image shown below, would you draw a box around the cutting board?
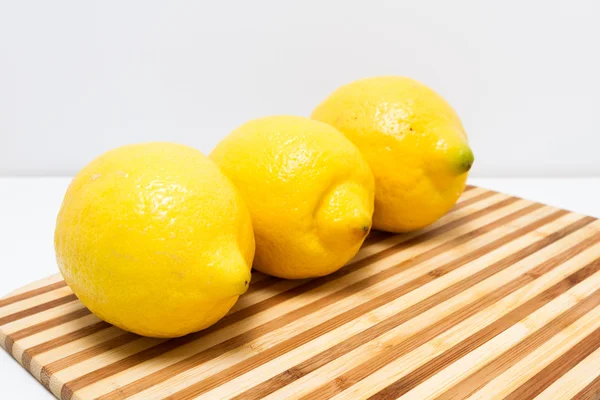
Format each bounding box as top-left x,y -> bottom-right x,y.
2,186 -> 600,400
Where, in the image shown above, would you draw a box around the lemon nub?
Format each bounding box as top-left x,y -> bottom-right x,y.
457,145 -> 475,174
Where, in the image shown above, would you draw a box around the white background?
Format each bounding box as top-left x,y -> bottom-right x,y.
1,0 -> 600,177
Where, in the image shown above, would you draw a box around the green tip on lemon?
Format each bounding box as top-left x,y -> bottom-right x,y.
457,145 -> 475,173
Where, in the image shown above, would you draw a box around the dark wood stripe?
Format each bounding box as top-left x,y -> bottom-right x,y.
573,374 -> 600,400
235,214 -> 594,400
22,321 -> 111,370
9,308 -> 91,343
43,332 -> 139,385
85,198 -> 524,400
4,307 -> 91,354
452,190 -> 497,211
245,275 -> 280,293
249,271 -> 268,283
0,294 -> 77,327
464,184 -> 475,192
0,280 -> 67,308
436,288 -> 600,399
362,230 -> 393,246
368,257 -> 600,400
504,325 -> 600,399
302,234 -> 600,400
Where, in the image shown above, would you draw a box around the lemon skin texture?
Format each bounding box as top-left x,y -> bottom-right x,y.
312,76 -> 474,232
55,143 -> 254,338
210,116 -> 375,279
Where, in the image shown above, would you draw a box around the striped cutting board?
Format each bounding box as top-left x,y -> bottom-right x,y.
2,186 -> 600,400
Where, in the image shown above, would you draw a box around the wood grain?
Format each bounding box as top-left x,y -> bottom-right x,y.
1,186 -> 599,400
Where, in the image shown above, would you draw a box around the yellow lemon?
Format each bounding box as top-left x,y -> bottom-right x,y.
312,76 -> 474,232
55,143 -> 254,338
210,116 -> 374,279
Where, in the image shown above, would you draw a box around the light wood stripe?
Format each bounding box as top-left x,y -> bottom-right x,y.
59,193 -> 519,399
75,198 -> 532,400
570,364 -> 600,400
112,205 -> 565,400
300,231 -> 600,399
1,187 -> 599,400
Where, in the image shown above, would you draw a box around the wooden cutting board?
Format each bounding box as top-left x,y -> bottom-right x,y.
2,186 -> 600,400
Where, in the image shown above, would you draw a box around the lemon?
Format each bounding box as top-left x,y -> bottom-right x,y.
210,116 -> 374,279
54,143 -> 254,338
312,76 -> 474,232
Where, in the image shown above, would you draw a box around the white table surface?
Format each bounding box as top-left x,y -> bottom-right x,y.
1,177 -> 599,399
